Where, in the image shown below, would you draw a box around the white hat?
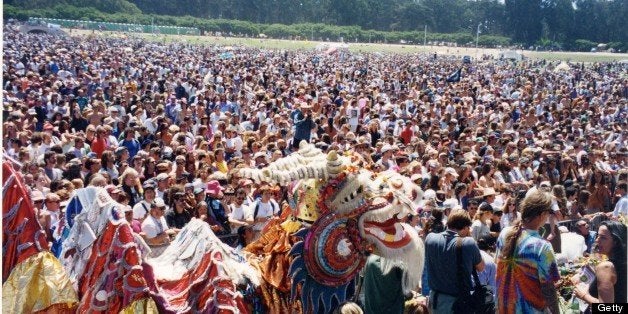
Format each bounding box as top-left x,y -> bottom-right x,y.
423,189 -> 436,200
253,152 -> 267,160
151,198 -> 167,208
381,144 -> 393,153
410,173 -> 422,183
155,173 -> 170,181
482,187 -> 496,197
444,167 -> 459,177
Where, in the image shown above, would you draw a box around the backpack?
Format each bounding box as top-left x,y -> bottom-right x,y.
253,200 -> 278,219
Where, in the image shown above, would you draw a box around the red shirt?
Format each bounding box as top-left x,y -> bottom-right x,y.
90,137 -> 107,157
400,127 -> 413,144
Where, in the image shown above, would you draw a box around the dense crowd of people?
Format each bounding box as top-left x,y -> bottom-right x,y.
3,23 -> 627,313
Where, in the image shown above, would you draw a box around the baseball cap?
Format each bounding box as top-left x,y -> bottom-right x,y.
151,198 -> 167,209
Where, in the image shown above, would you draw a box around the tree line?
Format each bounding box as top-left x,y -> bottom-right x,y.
4,0 -> 627,51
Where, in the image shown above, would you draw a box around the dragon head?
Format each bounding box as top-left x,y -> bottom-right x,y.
240,142 -> 425,313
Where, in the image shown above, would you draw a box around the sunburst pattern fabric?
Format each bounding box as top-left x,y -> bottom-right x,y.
495,228 -> 560,314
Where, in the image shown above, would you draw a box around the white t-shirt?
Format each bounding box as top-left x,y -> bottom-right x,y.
133,200 -> 151,220
141,215 -> 168,239
225,136 -> 244,156
347,106 -> 360,126
613,195 -> 628,218
545,200 -> 561,224
229,203 -> 249,234
471,220 -> 491,241
247,199 -> 279,231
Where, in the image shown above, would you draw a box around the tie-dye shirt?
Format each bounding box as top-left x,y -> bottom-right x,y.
495,228 -> 560,314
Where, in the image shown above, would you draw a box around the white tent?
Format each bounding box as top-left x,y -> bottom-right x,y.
499,50 -> 523,61
554,62 -> 570,72
315,42 -> 349,52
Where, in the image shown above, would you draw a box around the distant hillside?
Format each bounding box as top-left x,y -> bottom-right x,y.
4,0 -> 627,51
4,0 -> 141,15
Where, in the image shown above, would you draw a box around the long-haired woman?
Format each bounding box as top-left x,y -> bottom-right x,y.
495,190 -> 560,314
573,221 -> 627,304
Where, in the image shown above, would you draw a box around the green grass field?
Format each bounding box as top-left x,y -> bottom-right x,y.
69,29 -> 628,63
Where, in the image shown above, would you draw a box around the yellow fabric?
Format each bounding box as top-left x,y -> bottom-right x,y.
2,251 -> 78,313
280,219 -> 302,233
214,160 -> 228,174
119,297 -> 159,314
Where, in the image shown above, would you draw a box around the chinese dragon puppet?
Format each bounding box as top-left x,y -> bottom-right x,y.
240,142 -> 425,313
58,186 -> 260,313
2,161 -> 78,313
3,165 -> 259,314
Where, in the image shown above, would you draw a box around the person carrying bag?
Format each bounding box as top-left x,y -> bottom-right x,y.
452,237 -> 496,314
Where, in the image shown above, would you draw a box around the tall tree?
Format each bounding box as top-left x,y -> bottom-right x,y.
505,0 -> 543,44
540,0 -> 574,43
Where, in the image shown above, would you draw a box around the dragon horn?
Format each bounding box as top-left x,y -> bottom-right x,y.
326,150 -> 345,178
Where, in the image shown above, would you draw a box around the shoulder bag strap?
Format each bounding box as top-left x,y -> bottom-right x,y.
456,237 -> 470,296
471,268 -> 482,289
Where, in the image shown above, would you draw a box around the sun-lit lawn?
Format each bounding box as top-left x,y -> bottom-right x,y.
69,29 -> 628,62
523,51 -> 626,63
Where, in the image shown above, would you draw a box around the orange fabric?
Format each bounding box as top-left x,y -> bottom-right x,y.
245,221 -> 300,313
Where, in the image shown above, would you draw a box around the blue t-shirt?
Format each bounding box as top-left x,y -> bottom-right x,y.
425,230 -> 482,295
121,139 -> 140,161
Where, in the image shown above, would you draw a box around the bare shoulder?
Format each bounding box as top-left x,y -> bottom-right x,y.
596,261 -> 617,275
596,261 -> 615,270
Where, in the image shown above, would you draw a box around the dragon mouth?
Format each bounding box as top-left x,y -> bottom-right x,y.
361,216 -> 412,249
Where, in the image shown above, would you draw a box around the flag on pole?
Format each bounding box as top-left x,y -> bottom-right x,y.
446,68 -> 461,83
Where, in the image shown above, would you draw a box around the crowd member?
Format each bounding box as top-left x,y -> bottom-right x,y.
500,197 -> 520,229
476,235 -> 497,303
495,190 -> 560,314
142,199 -> 176,257
573,219 -> 597,254
425,209 -> 484,313
572,221 -> 627,305
204,180 -> 231,235
227,187 -> 251,233
165,191 -> 193,231
612,181 -> 627,217
235,225 -> 254,251
471,202 -> 495,242
248,184 -> 280,239
133,180 -> 157,220
362,254 -> 406,314
123,205 -> 142,233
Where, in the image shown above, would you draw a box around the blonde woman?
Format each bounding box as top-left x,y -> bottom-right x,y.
118,168 -> 142,207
